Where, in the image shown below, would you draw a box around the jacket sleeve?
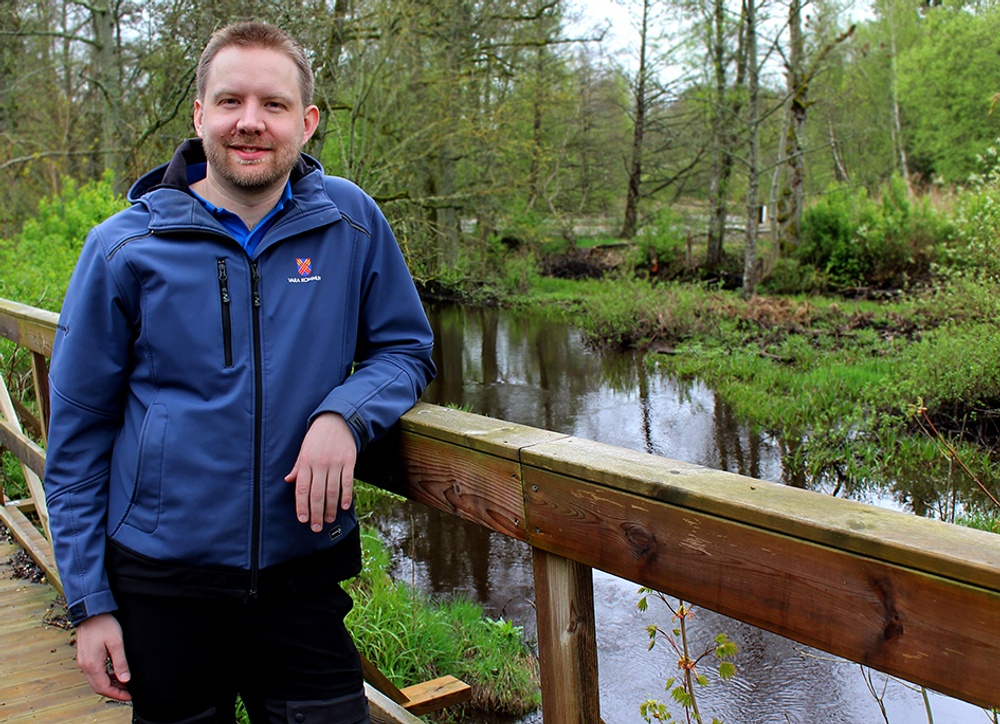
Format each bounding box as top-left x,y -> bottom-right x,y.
44,226 -> 134,625
311,197 -> 435,448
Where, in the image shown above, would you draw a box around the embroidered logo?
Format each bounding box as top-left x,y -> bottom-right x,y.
288,257 -> 322,284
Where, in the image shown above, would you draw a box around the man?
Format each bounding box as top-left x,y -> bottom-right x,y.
43,21 -> 435,724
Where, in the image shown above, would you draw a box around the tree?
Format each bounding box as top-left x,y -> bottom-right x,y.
742,0 -> 760,296
699,0 -> 748,268
774,0 -> 854,254
897,4 -> 1000,182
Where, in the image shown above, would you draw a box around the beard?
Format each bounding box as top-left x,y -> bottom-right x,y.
202,133 -> 302,192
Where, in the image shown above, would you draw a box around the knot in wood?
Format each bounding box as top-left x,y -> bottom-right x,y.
623,521 -> 659,559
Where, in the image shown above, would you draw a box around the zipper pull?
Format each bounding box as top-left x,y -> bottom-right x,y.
217,259 -> 230,303
251,263 -> 262,308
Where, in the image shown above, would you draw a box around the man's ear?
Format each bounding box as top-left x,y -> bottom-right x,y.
193,100 -> 205,138
302,105 -> 319,144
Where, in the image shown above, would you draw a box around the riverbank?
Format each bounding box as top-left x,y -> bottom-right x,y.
500,273 -> 1000,522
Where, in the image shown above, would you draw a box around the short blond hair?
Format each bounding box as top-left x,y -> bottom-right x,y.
196,21 -> 314,106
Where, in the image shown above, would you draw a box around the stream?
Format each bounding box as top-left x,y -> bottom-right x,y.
371,303 -> 983,724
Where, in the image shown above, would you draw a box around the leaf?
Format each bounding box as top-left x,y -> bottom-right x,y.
719,662 -> 736,681
696,674 -> 709,687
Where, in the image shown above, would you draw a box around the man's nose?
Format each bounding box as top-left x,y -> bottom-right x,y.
236,106 -> 265,135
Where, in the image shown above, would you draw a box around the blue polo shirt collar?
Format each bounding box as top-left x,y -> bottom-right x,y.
187,162 -> 292,256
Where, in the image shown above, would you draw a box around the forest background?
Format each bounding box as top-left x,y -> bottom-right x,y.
3,0 -> 1000,518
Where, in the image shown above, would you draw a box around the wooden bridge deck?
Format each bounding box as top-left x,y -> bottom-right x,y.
0,541 -> 130,722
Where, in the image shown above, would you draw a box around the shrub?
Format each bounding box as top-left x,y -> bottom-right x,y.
798,177 -> 952,290
629,207 -> 689,275
950,142 -> 1000,278
0,171 -> 127,311
759,257 -> 827,295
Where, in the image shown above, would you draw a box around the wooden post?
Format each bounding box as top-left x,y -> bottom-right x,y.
531,548 -> 600,723
30,351 -> 50,444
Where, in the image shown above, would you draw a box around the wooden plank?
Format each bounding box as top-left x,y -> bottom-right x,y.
0,371 -> 49,533
400,675 -> 472,715
0,543 -> 128,723
531,548 -> 600,724
521,435 -> 1000,592
360,654 -> 409,705
358,424 -> 529,542
365,683 -> 425,724
0,504 -> 61,592
399,402 -> 567,461
0,297 -> 58,356
522,467 -> 1000,709
0,416 -> 47,480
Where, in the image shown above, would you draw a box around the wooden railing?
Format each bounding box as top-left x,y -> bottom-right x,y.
3,296 -> 1000,721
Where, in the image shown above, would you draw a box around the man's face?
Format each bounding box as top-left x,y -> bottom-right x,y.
193,46 -> 318,199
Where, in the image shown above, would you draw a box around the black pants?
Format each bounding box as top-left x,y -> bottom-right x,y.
112,583 -> 370,724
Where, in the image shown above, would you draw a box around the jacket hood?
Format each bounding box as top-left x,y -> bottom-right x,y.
128,138 -> 322,203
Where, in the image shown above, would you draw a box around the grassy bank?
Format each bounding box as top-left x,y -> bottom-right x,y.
348,483 -> 540,720
510,274 -> 1000,521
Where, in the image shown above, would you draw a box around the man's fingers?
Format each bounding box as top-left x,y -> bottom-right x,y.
309,470 -> 328,532
340,472 -> 354,511
107,643 -> 131,685
76,614 -> 132,702
325,472 -> 341,523
294,466 -> 312,524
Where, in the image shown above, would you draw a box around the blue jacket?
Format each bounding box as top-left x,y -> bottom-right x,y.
44,140 -> 436,624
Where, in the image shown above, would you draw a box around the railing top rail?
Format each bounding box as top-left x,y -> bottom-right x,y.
400,403 -> 1000,591
0,297 -> 59,356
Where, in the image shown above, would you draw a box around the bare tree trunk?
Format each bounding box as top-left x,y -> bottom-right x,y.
885,0 -> 912,192
705,0 -> 729,266
743,0 -> 759,298
92,0 -> 124,187
705,0 -> 747,267
777,14 -> 854,255
829,117 -> 850,183
309,0 -> 351,162
528,45 -> 545,209
621,0 -> 650,240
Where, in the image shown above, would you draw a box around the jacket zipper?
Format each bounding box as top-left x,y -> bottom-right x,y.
249,261 -> 264,598
216,259 -> 234,368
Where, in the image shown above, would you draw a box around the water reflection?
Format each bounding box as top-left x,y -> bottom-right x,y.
373,303 -> 980,723
426,304 -> 790,480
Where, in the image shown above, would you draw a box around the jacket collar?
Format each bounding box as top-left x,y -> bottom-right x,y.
126,140 -> 341,252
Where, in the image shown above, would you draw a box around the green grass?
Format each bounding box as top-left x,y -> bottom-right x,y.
349,483 -> 540,719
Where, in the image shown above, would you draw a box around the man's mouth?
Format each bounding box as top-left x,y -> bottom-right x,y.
229,143 -> 272,162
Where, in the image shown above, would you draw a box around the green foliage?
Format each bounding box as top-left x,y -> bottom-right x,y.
950,142 -> 1000,278
348,484 -> 540,718
797,177 -> 952,289
958,511 -> 1000,534
638,589 -> 736,724
1,450 -> 29,501
0,172 -> 127,311
897,5 -> 1000,183
888,322 -> 1000,428
759,257 -> 827,295
629,207 -> 689,274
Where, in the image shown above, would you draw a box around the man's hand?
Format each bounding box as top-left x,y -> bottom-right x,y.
285,412 -> 357,532
76,613 -> 131,701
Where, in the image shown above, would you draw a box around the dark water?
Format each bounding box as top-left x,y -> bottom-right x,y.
373,304 -> 982,724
